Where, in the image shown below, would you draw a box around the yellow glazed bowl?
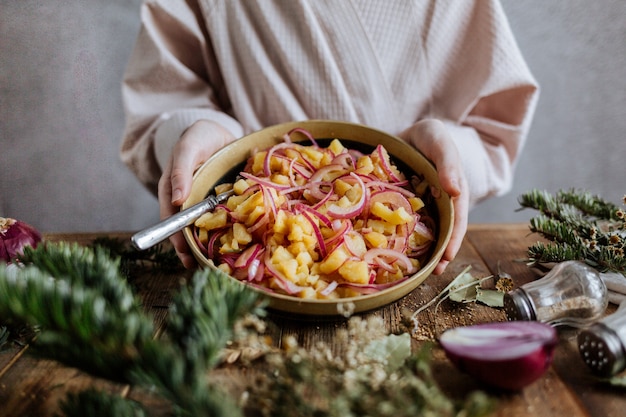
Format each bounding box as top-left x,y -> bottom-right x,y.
182,120 -> 453,316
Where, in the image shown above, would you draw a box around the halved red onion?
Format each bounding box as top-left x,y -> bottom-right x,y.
0,217 -> 42,263
439,322 -> 558,391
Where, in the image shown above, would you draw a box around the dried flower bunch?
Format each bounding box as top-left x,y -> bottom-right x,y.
518,189 -> 626,274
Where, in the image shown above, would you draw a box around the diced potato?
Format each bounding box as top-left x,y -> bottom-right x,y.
196,209 -> 228,231
215,183 -> 232,194
319,246 -> 349,274
302,235 -> 318,253
371,202 -> 413,225
296,250 -> 314,267
197,227 -> 209,244
367,219 -> 396,235
339,259 -> 370,284
409,197 -> 425,212
217,263 -> 232,274
319,152 -> 333,167
303,270 -> 318,286
246,206 -> 266,226
333,179 -> 352,196
273,210 -> 289,234
344,232 -> 367,256
288,223 -> 305,242
281,259 -> 299,282
233,178 -> 251,195
346,183 -> 362,201
250,151 -> 267,174
356,155 -> 374,175
335,195 -> 351,208
301,147 -> 324,165
233,223 -> 252,245
298,287 -> 317,299
271,173 -> 290,185
364,231 -> 387,248
328,139 -> 346,155
291,214 -> 314,235
271,245 -> 294,264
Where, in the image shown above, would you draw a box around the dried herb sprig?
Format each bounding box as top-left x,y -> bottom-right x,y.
235,315 -> 494,417
518,189 -> 625,274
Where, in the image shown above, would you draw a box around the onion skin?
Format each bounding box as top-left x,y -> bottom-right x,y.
0,217 -> 42,263
439,322 -> 558,391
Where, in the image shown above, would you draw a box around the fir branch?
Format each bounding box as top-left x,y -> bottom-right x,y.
56,389 -> 147,417
0,242 -> 260,417
0,262 -> 155,383
167,269 -> 266,372
557,188 -> 621,220
0,326 -> 8,349
91,236 -> 181,275
18,242 -> 140,312
519,189 -> 625,275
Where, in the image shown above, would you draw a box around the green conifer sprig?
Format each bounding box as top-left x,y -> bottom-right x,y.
518,189 -> 625,274
57,389 -> 147,417
0,241 -> 261,416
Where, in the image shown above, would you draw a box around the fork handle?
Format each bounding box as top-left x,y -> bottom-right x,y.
131,195 -> 219,251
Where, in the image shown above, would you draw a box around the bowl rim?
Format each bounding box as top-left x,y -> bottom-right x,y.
182,120 -> 454,316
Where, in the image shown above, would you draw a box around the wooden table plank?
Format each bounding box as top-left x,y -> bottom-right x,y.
0,357 -> 122,417
1,226 -> 624,416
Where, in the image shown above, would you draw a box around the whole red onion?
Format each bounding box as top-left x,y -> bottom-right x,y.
0,217 -> 42,263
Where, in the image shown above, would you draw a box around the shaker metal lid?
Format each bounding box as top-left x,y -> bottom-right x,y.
578,323 -> 626,378
503,289 -> 536,321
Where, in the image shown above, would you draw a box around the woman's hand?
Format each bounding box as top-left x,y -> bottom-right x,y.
158,120 -> 237,268
399,119 -> 469,275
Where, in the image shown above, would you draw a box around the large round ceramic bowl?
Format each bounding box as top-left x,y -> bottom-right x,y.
182,120 -> 453,317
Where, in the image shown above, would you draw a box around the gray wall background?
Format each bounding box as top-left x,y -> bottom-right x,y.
1,1 -> 625,233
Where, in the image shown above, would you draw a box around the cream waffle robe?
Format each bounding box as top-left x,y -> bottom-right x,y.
121,0 -> 539,206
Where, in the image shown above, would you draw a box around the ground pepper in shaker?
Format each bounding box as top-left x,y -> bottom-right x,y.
503,261 -> 608,327
578,300 -> 626,377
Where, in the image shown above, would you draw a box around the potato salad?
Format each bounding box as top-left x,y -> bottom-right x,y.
193,128 -> 436,299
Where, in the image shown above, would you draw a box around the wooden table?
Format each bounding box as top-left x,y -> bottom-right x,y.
1,224 -> 624,417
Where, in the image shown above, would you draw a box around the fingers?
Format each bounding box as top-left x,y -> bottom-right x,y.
157,119 -> 237,268
399,119 -> 469,275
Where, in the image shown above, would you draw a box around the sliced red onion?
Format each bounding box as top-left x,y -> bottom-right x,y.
308,164 -> 346,184
287,127 -> 320,147
439,322 -> 558,391
320,280 -> 339,296
234,243 -> 262,268
376,144 -> 402,182
1,217 -> 42,263
298,209 -> 328,257
326,173 -> 368,218
240,172 -> 291,191
363,248 -> 416,274
263,253 -> 307,295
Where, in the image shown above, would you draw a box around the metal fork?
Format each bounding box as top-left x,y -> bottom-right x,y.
131,189 -> 234,250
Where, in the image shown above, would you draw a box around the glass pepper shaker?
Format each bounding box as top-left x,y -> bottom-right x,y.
503,261 -> 608,327
578,300 -> 626,377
